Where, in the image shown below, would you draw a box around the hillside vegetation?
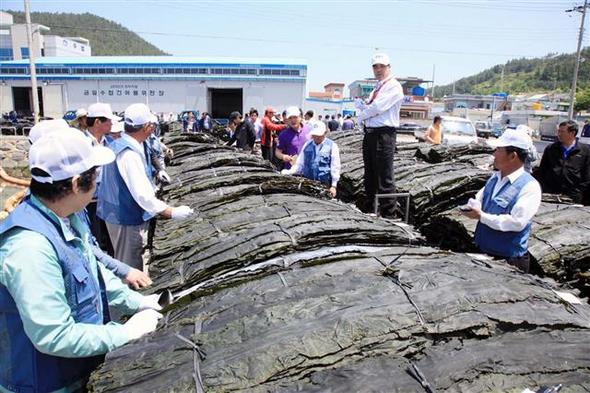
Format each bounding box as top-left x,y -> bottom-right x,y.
433,48 -> 590,98
7,11 -> 168,56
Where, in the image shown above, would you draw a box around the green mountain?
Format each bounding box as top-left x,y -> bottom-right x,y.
433,48 -> 590,98
6,11 -> 168,56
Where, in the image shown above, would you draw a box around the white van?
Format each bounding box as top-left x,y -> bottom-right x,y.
441,116 -> 479,145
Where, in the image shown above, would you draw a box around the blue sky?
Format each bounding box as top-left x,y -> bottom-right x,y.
2,0 -> 586,93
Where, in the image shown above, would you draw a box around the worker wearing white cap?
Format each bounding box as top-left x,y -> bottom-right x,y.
0,130 -> 163,392
97,103 -> 194,271
281,121 -> 341,198
356,53 -> 404,218
460,129 -> 542,273
28,120 -> 152,289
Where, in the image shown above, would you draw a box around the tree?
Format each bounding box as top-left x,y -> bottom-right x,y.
574,86 -> 590,112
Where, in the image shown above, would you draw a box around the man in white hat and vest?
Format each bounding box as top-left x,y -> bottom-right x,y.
461,128 -> 542,273
97,103 -> 193,271
0,129 -> 163,392
356,53 -> 404,218
281,121 -> 341,198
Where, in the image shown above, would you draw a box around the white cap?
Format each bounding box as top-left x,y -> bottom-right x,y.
87,102 -> 120,121
285,106 -> 300,118
515,124 -> 534,137
75,108 -> 87,118
496,128 -> 533,151
309,120 -> 327,136
110,120 -> 124,133
28,119 -> 71,145
124,103 -> 158,127
371,53 -> 390,66
29,130 -> 115,183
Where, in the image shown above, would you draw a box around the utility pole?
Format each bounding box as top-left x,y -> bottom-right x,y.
500,64 -> 505,93
24,0 -> 40,124
431,64 -> 436,99
566,0 -> 589,120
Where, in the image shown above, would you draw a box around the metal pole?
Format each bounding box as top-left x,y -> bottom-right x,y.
24,0 -> 40,124
568,0 -> 588,120
431,64 -> 436,99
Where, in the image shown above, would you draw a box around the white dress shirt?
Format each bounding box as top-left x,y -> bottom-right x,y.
475,166 -> 542,232
357,77 -> 404,128
282,139 -> 341,187
116,133 -> 168,216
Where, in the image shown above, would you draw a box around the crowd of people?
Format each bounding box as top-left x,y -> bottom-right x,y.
0,52 -> 589,392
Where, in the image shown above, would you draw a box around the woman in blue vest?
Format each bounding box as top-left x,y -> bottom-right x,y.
281,121 -> 341,198
460,129 -> 542,273
0,130 -> 163,393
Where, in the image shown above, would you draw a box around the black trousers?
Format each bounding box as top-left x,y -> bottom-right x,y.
261,145 -> 271,160
86,201 -> 115,256
363,127 -> 397,217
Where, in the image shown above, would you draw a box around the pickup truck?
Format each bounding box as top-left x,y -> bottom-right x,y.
474,121 -> 492,138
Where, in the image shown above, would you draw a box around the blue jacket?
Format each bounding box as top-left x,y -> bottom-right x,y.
302,139 -> 333,186
97,137 -> 154,226
474,172 -> 534,258
0,199 -> 109,393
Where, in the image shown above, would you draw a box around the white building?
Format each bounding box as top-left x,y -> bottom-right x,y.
43,36 -> 91,57
0,11 -> 90,61
0,56 -> 307,119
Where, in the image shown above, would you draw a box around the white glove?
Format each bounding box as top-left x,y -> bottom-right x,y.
171,205 -> 194,220
280,169 -> 289,175
157,170 -> 171,184
123,309 -> 163,341
138,293 -> 162,311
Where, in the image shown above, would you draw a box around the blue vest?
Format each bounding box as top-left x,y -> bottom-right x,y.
0,199 -> 109,393
302,139 -> 333,186
97,137 -> 154,225
474,171 -> 534,258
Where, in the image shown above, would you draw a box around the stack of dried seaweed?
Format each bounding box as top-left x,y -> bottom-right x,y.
87,133 -> 590,392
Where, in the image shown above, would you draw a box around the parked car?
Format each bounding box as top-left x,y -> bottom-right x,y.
415,116 -> 478,145
441,116 -> 479,145
474,121 -> 492,138
398,122 -> 425,134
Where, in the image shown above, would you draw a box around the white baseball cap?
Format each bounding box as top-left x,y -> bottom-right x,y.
29,130 -> 115,183
87,102 -> 120,121
285,106 -> 301,119
371,53 -> 390,66
75,108 -> 88,118
110,120 -> 124,134
496,128 -> 533,151
309,120 -> 327,136
28,119 -> 71,145
124,103 -> 158,127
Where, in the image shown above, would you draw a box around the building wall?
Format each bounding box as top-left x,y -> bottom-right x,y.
303,98 -> 355,118
44,36 -> 91,57
0,78 -> 306,118
10,24 -> 43,60
0,84 -> 12,111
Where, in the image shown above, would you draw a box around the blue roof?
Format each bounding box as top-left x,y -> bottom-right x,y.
0,56 -> 307,68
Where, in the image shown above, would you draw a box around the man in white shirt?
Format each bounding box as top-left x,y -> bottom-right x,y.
357,53 -> 404,218
461,129 -> 542,273
281,121 -> 341,198
97,103 -> 193,271
84,103 -> 121,256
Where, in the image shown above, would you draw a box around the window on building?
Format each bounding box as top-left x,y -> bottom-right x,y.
63,39 -> 68,46
20,47 -> 29,59
0,48 -> 13,61
81,46 -> 85,52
